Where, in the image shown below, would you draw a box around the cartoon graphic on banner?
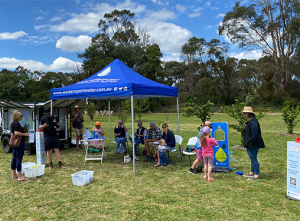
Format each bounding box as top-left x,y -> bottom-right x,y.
211,122 -> 230,168
286,141 -> 300,201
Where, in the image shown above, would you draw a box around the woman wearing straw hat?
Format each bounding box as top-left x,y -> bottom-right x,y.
90,121 -> 105,148
242,107 -> 265,181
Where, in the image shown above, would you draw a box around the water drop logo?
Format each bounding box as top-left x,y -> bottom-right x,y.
97,67 -> 111,76
215,148 -> 227,162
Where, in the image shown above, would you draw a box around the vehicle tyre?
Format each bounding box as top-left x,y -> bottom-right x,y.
2,136 -> 12,153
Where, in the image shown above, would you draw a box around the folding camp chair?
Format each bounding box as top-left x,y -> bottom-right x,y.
81,139 -> 107,164
113,132 -> 129,152
167,135 -> 183,165
181,137 -> 197,166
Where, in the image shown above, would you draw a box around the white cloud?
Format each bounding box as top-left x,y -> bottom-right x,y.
210,7 -> 220,10
161,54 -> 181,62
56,35 -> 91,52
176,4 -> 187,13
194,7 -> 203,12
139,17 -> 192,55
0,31 -> 28,40
230,50 -> 263,60
50,16 -> 63,22
215,13 -> 225,18
151,0 -> 169,5
149,9 -> 176,21
21,34 -> 60,45
205,1 -> 211,7
188,13 -> 201,18
36,16 -> 44,21
0,57 -> 82,72
38,0 -> 146,34
205,25 -> 213,30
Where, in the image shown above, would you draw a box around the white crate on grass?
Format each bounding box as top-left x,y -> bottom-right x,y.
71,170 -> 94,186
24,165 -> 45,177
17,162 -> 36,174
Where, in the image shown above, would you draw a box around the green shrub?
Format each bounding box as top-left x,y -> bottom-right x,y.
282,101 -> 300,134
184,98 -> 214,125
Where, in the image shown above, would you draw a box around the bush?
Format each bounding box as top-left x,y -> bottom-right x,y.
86,102 -> 96,120
184,98 -> 214,125
282,101 -> 300,134
222,99 -> 266,146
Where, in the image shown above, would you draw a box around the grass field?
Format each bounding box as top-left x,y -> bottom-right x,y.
0,112 -> 300,220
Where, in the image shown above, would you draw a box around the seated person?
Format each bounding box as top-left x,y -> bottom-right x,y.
145,122 -> 162,160
162,123 -> 176,151
114,120 -> 128,154
89,121 -> 105,149
129,121 -> 147,155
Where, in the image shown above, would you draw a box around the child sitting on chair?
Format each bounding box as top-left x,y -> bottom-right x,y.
89,121 -> 105,149
157,139 -> 170,167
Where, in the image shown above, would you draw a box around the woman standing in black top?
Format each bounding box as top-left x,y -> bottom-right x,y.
11,110 -> 29,181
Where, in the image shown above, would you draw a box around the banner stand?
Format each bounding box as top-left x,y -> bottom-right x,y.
211,122 -> 234,173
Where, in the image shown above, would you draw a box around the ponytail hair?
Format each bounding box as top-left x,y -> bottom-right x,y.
200,132 -> 206,147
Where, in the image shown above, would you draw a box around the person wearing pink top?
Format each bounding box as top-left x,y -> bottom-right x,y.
200,126 -> 219,181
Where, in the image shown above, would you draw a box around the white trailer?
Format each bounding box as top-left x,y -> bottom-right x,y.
0,99 -> 78,154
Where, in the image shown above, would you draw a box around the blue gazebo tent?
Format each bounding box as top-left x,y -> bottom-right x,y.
50,59 -> 180,175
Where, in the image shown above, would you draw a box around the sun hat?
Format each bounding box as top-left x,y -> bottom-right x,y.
202,126 -> 212,134
204,121 -> 213,127
150,122 -> 156,126
43,107 -> 50,115
242,107 -> 255,114
95,121 -> 101,126
74,105 -> 80,109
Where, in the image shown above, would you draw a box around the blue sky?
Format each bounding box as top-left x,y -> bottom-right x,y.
0,0 -> 262,73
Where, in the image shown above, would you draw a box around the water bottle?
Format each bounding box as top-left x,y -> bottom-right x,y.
95,131 -> 98,139
144,135 -> 147,140
92,131 -> 95,139
188,145 -> 192,153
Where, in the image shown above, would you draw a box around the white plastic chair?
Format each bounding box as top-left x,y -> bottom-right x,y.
181,137 -> 197,166
99,110 -> 103,117
81,139 -> 107,164
167,135 -> 183,165
110,111 -> 113,116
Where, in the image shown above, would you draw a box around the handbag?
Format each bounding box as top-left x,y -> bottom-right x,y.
9,122 -> 22,148
9,132 -> 21,148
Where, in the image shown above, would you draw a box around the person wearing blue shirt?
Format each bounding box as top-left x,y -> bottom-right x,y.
242,107 -> 265,181
188,121 -> 213,175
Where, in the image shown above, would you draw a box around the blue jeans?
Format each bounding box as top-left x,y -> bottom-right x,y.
115,137 -> 126,151
159,152 -> 169,166
11,142 -> 25,171
166,145 -> 175,152
247,147 -> 260,175
129,137 -> 142,154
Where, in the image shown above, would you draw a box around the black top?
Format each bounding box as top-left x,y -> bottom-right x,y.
244,117 -> 265,149
11,121 -> 25,143
40,115 -> 59,137
70,112 -> 84,129
136,127 -> 147,144
162,130 -> 176,147
114,126 -> 126,138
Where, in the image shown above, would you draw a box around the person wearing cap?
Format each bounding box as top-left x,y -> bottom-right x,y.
145,122 -> 162,160
70,105 -> 84,150
242,107 -> 265,181
129,121 -> 147,155
114,120 -> 128,153
39,107 -> 65,169
188,121 -> 213,175
90,121 -> 105,148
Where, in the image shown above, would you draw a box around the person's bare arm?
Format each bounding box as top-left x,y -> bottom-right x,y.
14,131 -> 29,137
39,123 -> 49,131
70,113 -> 77,123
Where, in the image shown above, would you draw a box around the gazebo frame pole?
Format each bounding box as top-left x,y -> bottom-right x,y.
51,100 -> 53,114
108,99 -> 111,151
131,95 -> 136,175
177,97 -> 180,135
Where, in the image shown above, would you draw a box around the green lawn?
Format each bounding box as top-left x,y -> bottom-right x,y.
0,113 -> 300,220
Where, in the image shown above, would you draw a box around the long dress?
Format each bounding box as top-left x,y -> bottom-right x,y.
89,127 -> 105,148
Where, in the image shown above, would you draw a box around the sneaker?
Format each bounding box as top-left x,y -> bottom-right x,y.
59,162 -> 65,169
248,176 -> 259,181
49,162 -> 53,169
188,168 -> 199,174
243,173 -> 254,177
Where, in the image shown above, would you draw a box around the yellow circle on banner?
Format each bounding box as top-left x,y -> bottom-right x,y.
215,147 -> 227,162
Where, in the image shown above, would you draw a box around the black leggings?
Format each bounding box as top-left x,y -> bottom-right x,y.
11,142 -> 25,172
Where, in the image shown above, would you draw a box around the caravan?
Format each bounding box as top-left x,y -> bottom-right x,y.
0,99 -> 78,154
